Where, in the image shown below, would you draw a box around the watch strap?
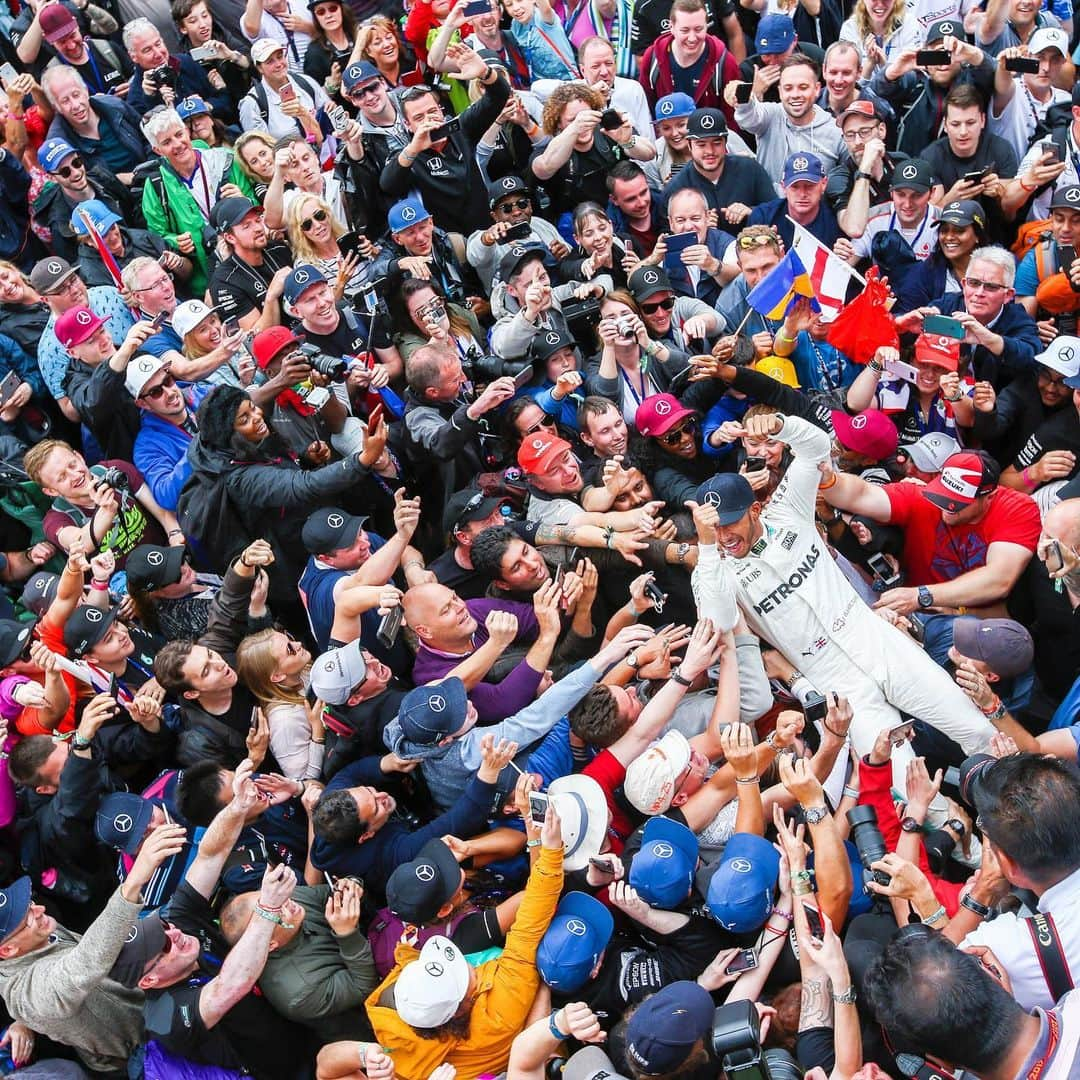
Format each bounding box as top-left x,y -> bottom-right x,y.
960,892 -> 992,918
671,667 -> 692,688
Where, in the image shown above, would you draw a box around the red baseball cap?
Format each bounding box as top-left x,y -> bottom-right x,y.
55,305 -> 106,349
635,393 -> 695,437
914,333 -> 960,371
830,408 -> 898,461
517,433 -> 572,475
922,451 -> 999,512
251,325 -> 302,370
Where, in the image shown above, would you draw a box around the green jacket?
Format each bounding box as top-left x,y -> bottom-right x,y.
140,141 -> 256,296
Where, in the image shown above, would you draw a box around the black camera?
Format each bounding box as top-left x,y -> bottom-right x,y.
958,753 -> 997,810
149,64 -> 178,89
95,465 -> 131,494
463,347 -> 530,383
711,1001 -> 802,1080
298,343 -> 347,381
846,804 -> 890,886
561,295 -> 603,351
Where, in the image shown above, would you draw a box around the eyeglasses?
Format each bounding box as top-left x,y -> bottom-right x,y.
962,276 -> 1008,294
300,208 -> 329,232
737,232 -> 779,249
141,374 -> 176,400
640,296 -> 676,315
1038,367 -> 1068,386
144,921 -> 175,975
659,418 -> 697,446
132,276 -> 172,293
496,198 -> 531,213
48,275 -> 83,296
842,125 -> 879,143
55,155 -> 85,177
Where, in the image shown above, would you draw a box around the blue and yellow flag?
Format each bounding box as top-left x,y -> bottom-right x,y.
745,250 -> 820,322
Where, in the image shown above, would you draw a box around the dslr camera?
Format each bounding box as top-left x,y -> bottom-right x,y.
462,345 -> 530,383
847,804 -> 890,887
711,1001 -> 802,1080
94,466 -> 131,494
298,342 -> 347,381
148,64 -> 178,89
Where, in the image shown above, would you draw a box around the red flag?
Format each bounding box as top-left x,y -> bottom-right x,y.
76,208 -> 124,292
826,266 -> 899,365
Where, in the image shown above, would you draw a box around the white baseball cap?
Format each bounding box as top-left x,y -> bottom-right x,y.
1036,335 -> 1080,380
1029,26 -> 1068,56
394,935 -> 470,1028
549,773 -> 610,871
172,300 -> 218,341
623,730 -> 692,815
309,639 -> 367,706
125,354 -> 170,399
905,432 -> 960,475
251,37 -> 286,63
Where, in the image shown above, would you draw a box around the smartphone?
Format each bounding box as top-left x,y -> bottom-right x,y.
503,220 -> 531,242
189,44 -> 218,63
921,313 -> 966,340
643,578 -> 666,611
0,371 -> 21,408
463,0 -> 491,15
337,231 -> 362,259
513,365 -> 534,391
1005,56 -> 1040,74
664,231 -> 697,270
867,551 -> 901,588
326,103 -> 352,134
588,856 -> 614,873
724,948 -> 759,975
734,82 -> 752,105
803,690 -> 828,725
1041,140 -> 1062,164
600,108 -> 622,130
377,604 -> 403,648
324,870 -> 336,888
962,166 -> 991,185
906,613 -> 926,644
802,901 -> 824,938
108,673 -> 120,702
367,402 -> 384,431
278,81 -> 297,103
744,455 -> 766,472
250,704 -> 262,729
429,116 -> 460,141
916,49 -> 952,66
223,315 -> 241,336
0,62 -> 17,91
887,720 -> 915,746
162,804 -> 173,825
1045,538 -> 1065,573
529,791 -> 549,823
149,311 -> 168,332
552,564 -> 565,600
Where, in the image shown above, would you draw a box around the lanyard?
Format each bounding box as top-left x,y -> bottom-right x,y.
807,338 -> 837,391
889,207 -> 929,254
618,361 -> 648,408
1027,1009 -> 1060,1080
533,23 -> 580,76
177,152 -> 212,222
80,49 -> 106,94
266,12 -> 300,62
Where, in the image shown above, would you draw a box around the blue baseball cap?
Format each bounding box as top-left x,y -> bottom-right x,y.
756,12 -> 796,53
694,473 -> 755,525
176,95 -> 211,121
654,92 -> 696,124
629,816 -> 698,909
388,197 -> 431,234
0,877 -> 32,943
536,891 -> 613,991
705,832 -> 780,932
783,151 -> 824,185
70,199 -> 122,238
342,59 -> 380,92
625,981 -> 713,1074
37,137 -> 78,174
95,791 -> 155,855
398,677 -> 468,743
282,265 -> 328,305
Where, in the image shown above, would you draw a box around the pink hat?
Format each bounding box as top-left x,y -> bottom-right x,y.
55,306 -> 106,349
830,408 -> 898,461
635,393 -> 695,437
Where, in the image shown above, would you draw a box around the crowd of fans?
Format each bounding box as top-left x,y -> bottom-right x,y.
0,0 -> 1078,1074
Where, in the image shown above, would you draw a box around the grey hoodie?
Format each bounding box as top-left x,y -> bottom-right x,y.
384,661 -> 599,810
490,274 -> 614,359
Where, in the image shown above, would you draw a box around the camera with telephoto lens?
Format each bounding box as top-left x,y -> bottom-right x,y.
298,343 -> 347,381
149,64 -> 178,89
847,804 -> 890,886
95,466 -> 131,494
462,346 -> 530,383
958,753 -> 997,811
711,1001 -> 802,1080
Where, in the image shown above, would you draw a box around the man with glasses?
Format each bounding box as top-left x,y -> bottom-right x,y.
381,44 -> 512,235
31,256 -> 136,426
121,256 -> 189,366
429,489 -> 519,598
716,226 -> 787,356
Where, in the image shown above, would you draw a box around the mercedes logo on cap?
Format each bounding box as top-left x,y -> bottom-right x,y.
33,577 -> 44,588
502,177 -> 516,189
566,919 -> 587,936
429,695 -> 446,713
401,206 -> 416,222
147,551 -> 164,566
126,924 -> 139,942
511,246 -> 526,257
643,270 -> 659,284
1066,188 -> 1080,204
938,20 -> 953,33
851,414 -> 868,429
703,490 -> 722,507
700,114 -> 715,130
1060,345 -> 1076,362
425,962 -> 444,977
415,864 -> 436,882
546,332 -> 560,344
660,100 -> 673,115
654,399 -> 672,415
948,201 -> 960,210
139,358 -> 155,372
327,513 -> 344,529
114,814 -> 134,833
652,842 -> 674,859
0,894 -> 7,909
901,164 -> 918,180
47,260 -> 63,275
85,607 -> 103,623
75,310 -> 93,326
293,269 -> 309,283
730,857 -> 752,873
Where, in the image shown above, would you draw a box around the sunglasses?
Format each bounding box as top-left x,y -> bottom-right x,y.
400,83 -> 435,104
962,276 -> 1008,294
523,415 -> 556,437
496,198 -> 531,213
352,80 -> 382,100
300,208 -> 329,232
452,492 -> 486,536
55,156 -> 84,178
737,232 -> 779,249
141,374 -> 176,400
640,297 -> 675,315
659,418 -> 696,446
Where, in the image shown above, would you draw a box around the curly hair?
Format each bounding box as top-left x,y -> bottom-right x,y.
541,83 -> 606,137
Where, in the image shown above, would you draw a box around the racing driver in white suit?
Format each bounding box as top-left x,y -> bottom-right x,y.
690,410 -> 1000,766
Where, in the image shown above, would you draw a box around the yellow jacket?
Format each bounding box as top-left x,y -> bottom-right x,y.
366,845 -> 564,1080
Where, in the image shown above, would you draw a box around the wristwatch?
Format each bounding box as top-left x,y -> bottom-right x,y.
803,804 -> 829,826
917,585 -> 934,609
900,815 -> 923,833
960,892 -> 992,918
832,985 -> 858,1005
625,651 -> 641,670
671,667 -> 693,687
944,817 -> 967,838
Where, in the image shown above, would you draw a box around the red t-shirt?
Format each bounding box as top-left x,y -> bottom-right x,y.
583,748 -> 631,854
884,483 -> 1041,586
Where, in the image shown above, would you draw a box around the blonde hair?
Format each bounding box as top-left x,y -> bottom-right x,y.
236,628 -> 309,707
854,0 -> 906,42
285,193 -> 346,262
360,15 -> 400,65
234,130 -> 276,184
24,439 -> 72,485
0,260 -> 32,297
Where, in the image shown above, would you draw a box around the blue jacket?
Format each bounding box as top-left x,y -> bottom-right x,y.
0,332 -> 46,399
523,380 -> 582,431
747,198 -> 841,252
49,94 -> 148,175
133,383 -> 212,512
665,227 -> 733,308
930,293 -> 1040,388
0,150 -> 33,266
126,55 -> 235,123
701,393 -> 750,459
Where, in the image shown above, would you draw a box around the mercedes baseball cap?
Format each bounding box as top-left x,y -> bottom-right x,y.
171,299 -> 218,340
952,616 -> 1035,678
40,3 -> 78,41
63,604 -> 120,658
210,196 -> 259,233
0,619 -> 37,667
1049,184 -> 1080,211
251,37 -> 286,63
783,151 -> 824,185
694,473 -> 755,525
0,877 -> 33,943
310,639 -> 368,705
302,507 -> 367,554
125,354 -> 170,399
517,433 -> 572,475
388,197 -> 431,234
890,157 -> 933,192
922,450 -> 1000,512
562,1047 -> 631,1080
635,393 -> 695,437
537,891 -> 613,991
756,12 -> 796,53
55,305 -> 106,349
342,59 -> 380,91
251,325 -> 303,370
498,242 -> 547,283
686,108 -> 728,139
831,408 -> 899,460
934,199 -> 986,231
628,816 -> 698,909
624,730 -> 693,814
109,912 -> 168,988
30,256 -> 78,294
628,265 -> 673,304
914,332 -> 960,371
925,17 -> 961,43
487,173 -> 530,207
386,838 -> 463,923
905,432 -> 959,473
653,92 -> 696,123
1029,26 -> 1068,56
95,791 -> 155,855
176,94 -> 212,121
625,981 -> 714,1075
125,544 -> 185,593
1037,335 -> 1080,381
283,265 -> 327,305
394,936 -> 470,1028
20,572 -> 58,617
70,199 -> 122,238
37,137 -> 78,173
398,678 -> 469,743
704,831 -> 780,932
530,326 -> 576,363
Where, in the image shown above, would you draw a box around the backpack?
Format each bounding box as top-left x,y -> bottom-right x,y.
244,73 -> 322,126
176,467 -> 250,572
368,906 -> 477,977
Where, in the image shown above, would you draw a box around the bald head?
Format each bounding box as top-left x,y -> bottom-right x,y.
218,892 -> 258,946
402,582 -> 478,648
1045,498 -> 1080,548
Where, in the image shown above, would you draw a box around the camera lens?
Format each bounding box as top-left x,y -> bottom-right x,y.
846,804 -> 889,884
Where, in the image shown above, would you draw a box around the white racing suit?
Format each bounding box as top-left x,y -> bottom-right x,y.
692,414 -> 996,767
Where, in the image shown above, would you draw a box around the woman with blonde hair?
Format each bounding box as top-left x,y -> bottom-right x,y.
236,627 -> 326,781
285,192 -> 365,300
234,131 -> 277,202
839,0 -> 919,73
